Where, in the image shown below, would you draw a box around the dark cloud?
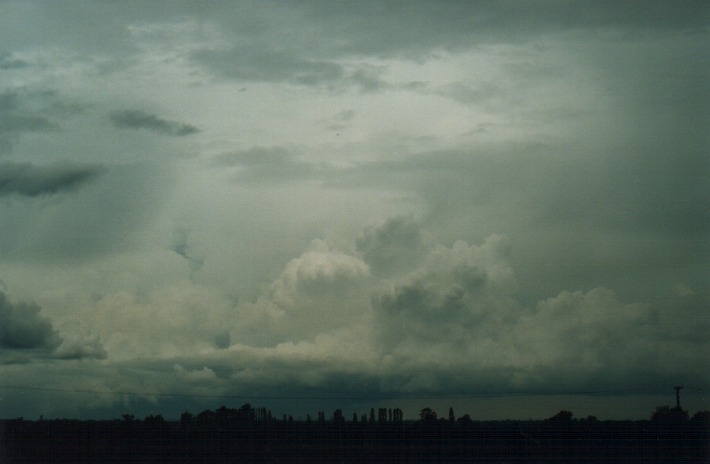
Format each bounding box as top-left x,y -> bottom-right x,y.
297,0 -> 708,56
0,51 -> 29,70
0,162 -> 103,197
109,110 -> 199,136
0,113 -> 52,132
0,291 -> 106,362
0,90 -> 55,153
0,291 -> 60,351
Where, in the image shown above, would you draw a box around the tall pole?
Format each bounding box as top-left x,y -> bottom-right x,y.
673,385 -> 683,409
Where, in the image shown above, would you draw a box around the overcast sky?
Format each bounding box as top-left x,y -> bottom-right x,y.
0,1 -> 707,421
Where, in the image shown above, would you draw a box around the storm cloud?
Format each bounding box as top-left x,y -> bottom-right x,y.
0,1 -> 706,421
0,291 -> 106,363
0,291 -> 60,351
110,110 -> 199,136
0,162 -> 102,196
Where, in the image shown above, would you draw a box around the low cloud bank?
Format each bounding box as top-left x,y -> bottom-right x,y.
3,217 -> 706,418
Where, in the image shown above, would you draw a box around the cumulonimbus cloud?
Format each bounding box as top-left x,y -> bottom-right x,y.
207,217 -> 707,396
0,291 -> 106,362
0,291 -> 61,351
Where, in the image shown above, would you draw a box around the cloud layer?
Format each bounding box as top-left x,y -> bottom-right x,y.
0,1 -> 706,420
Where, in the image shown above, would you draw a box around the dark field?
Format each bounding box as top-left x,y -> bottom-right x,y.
2,405 -> 708,463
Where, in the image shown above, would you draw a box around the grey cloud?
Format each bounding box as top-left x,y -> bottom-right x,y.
437,80 -> 504,107
170,228 -> 204,272
0,90 -> 55,153
212,146 -> 317,183
293,0 -> 708,58
329,133 -> 707,303
516,289 -> 656,372
240,240 -> 371,343
0,88 -> 84,154
4,220 -> 707,418
0,163 -> 166,263
0,162 -> 103,197
373,235 -> 517,352
192,47 -> 344,86
347,66 -> 390,93
356,215 -> 428,276
0,291 -> 60,351
310,223 -> 705,393
0,51 -> 29,70
0,113 -> 52,132
0,292 -> 106,362
53,334 -> 107,360
193,46 -> 388,92
364,228 -> 707,394
109,110 -> 199,136
333,110 -> 355,122
1,0 -> 707,421
4,1 -> 703,66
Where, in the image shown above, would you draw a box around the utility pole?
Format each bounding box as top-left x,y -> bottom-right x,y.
673,385 -> 684,409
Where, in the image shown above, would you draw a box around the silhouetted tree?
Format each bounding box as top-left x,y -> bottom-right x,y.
378,408 -> 387,423
393,408 -> 403,423
420,407 -> 437,422
548,410 -> 573,421
238,403 -> 256,422
449,407 -> 455,422
4,402 -> 708,463
651,405 -> 689,421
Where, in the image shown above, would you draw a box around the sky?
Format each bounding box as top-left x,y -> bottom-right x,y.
0,1 -> 708,421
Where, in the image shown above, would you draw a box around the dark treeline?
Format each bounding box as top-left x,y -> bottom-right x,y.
2,404 -> 708,463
